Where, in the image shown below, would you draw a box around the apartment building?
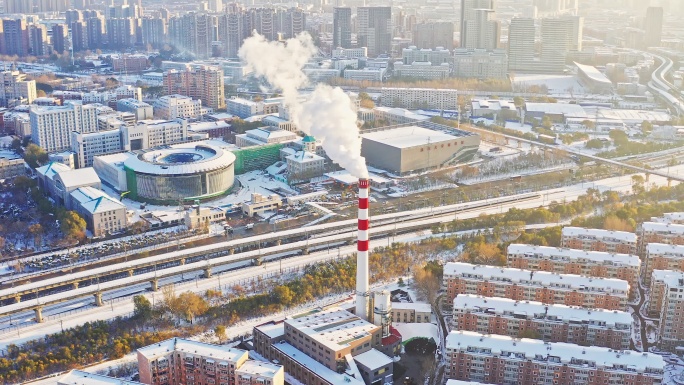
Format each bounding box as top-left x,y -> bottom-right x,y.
638,222 -> 684,255
253,307 -> 391,385
658,274 -> 684,352
445,331 -> 664,385
658,212 -> 684,224
643,243 -> 684,285
452,294 -> 631,350
506,244 -> 640,298
0,70 -> 36,108
380,88 -> 458,110
163,65 -> 225,110
647,270 -> 684,318
70,129 -> 122,168
121,119 -> 189,151
153,95 -> 202,120
30,103 -> 99,152
561,226 -> 638,254
0,150 -> 26,179
137,338 -> 283,385
444,262 -> 629,311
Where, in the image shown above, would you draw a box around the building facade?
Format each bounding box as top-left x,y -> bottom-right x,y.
153,95 -> 203,120
444,262 -> 629,310
643,243 -> 684,285
506,244 -> 640,298
452,49 -> 508,79
380,88 -> 458,110
163,65 -> 225,110
357,7 -> 392,57
452,294 -> 631,349
30,103 -> 99,152
561,226 -> 638,254
445,331 -> 664,385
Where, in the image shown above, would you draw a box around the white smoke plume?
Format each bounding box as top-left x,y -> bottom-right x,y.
239,32 -> 369,179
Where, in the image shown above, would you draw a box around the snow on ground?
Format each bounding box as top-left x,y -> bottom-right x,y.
504,121 -> 534,134
664,363 -> 684,385
394,322 -> 439,343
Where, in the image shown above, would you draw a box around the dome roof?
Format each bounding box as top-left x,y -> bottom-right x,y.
302,135 -> 316,143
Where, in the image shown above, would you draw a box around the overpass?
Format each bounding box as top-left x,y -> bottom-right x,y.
451,124 -> 684,183
0,194 -> 540,321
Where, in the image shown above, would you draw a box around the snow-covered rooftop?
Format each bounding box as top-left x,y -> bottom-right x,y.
36,161 -> 71,180
123,141 -> 236,176
663,212 -> 684,223
453,294 -> 632,326
235,360 -> 282,377
446,331 -> 664,373
353,348 -> 392,370
525,102 -> 588,118
361,126 -> 463,149
444,262 -> 629,293
284,307 -> 378,352
561,226 -> 637,243
646,243 -> 684,257
55,167 -> 101,188
507,244 -> 640,267
446,381 -> 483,385
640,222 -> 684,234
188,121 -> 230,131
373,106 -> 431,121
70,187 -> 125,214
651,269 -> 684,283
58,370 -> 144,385
254,320 -> 285,339
391,301 -> 432,313
137,337 -> 248,363
273,342 -> 365,385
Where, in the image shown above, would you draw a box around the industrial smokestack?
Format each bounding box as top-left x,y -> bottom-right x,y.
356,178 -> 370,320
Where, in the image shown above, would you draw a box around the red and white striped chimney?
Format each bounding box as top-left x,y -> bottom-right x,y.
356,178 -> 370,320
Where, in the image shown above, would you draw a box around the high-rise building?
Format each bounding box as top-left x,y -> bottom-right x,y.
1,19 -> 29,57
141,17 -> 166,48
71,21 -> 88,52
30,103 -> 99,152
644,6 -> 663,48
51,24 -> 68,54
65,9 -> 83,26
167,12 -> 216,59
533,0 -> 579,16
206,0 -> 223,13
507,17 -> 535,73
275,7 -> 306,39
106,18 -> 137,49
462,8 -> 499,49
217,11 -> 248,59
460,0 -> 495,46
4,0 -> 31,13
86,16 -> 106,50
539,15 -> 582,72
357,7 -> 391,57
163,65 -> 225,110
0,70 -> 36,107
28,24 -> 47,56
413,22 -> 454,50
561,227 -> 638,255
333,7 -> 352,49
658,274 -> 684,352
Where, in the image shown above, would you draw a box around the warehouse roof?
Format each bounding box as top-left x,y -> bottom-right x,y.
361,126 -> 460,149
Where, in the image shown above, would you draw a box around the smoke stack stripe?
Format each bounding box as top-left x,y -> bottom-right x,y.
356,178 -> 370,320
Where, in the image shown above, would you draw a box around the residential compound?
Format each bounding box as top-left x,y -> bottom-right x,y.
506,244 -> 640,297
643,243 -> 684,285
452,294 -> 632,350
444,262 -> 629,310
253,307 -> 393,385
445,331 -> 664,385
162,65 -> 225,110
561,226 -> 638,254
137,338 -> 284,385
638,221 -> 684,255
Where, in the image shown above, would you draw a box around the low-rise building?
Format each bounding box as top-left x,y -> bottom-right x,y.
184,206 -> 225,230
116,98 -> 153,121
262,116 -> 296,132
639,222 -> 684,255
644,243 -> 684,285
445,331 -> 664,385
506,244 -> 640,298
452,294 -> 631,349
36,162 -> 101,208
235,128 -> 298,148
121,119 -> 189,151
0,149 -> 26,179
561,226 -> 638,254
444,262 -> 629,310
137,338 -> 284,385
69,186 -> 127,237
380,88 -> 458,110
242,193 -> 282,217
470,99 -> 517,120
188,120 -> 231,139
286,151 -> 325,183
657,273 -> 684,353
391,302 -> 432,323
647,269 -> 684,318
59,370 -> 144,385
70,129 -> 123,168
452,49 -> 508,79
344,68 -> 386,82
372,107 -> 431,125
393,62 -> 450,80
